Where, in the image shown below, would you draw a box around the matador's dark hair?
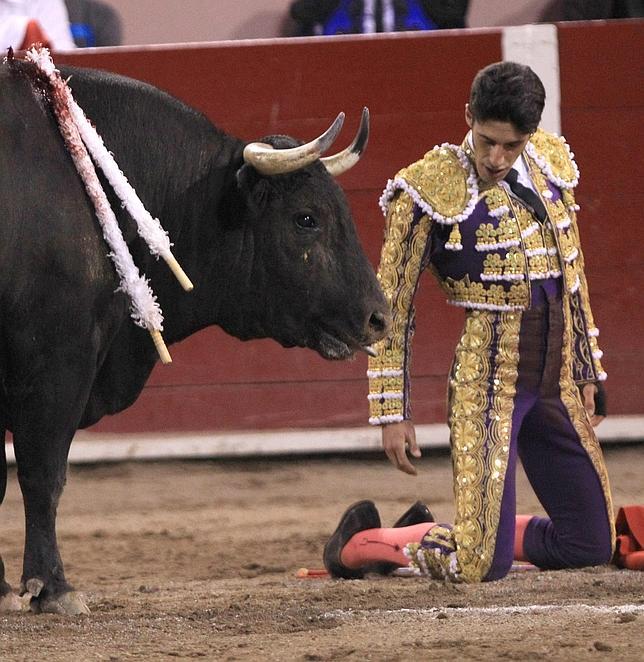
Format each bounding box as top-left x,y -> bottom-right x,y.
469,61 -> 546,134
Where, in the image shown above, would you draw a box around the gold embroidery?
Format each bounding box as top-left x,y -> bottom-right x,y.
475,191 -> 520,250
442,275 -> 529,310
406,525 -> 460,580
546,197 -> 570,226
558,229 -> 578,262
476,223 -> 496,247
513,204 -> 538,237
484,188 -> 507,210
482,250 -> 524,279
524,230 -> 544,252
400,147 -> 471,219
523,162 -> 568,277
447,223 -> 462,248
372,397 -> 404,418
482,253 -> 503,278
544,230 -> 559,273
497,217 -> 520,245
446,310 -> 521,583
529,129 -> 578,187
562,188 -> 576,210
564,263 -> 579,291
368,375 -> 404,395
446,311 -> 493,581
368,192 -> 432,420
529,253 -> 549,276
368,348 -> 405,372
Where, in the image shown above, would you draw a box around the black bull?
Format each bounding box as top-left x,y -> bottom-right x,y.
0,60 -> 390,614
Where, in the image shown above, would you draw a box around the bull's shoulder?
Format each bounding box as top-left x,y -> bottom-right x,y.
393,144 -> 473,220
526,128 -> 579,188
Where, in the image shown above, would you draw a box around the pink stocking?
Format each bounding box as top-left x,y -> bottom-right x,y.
339,516 -> 535,569
340,523 -> 435,568
514,515 -> 533,562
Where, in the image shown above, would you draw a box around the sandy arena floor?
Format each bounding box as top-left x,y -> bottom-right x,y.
1,444 -> 643,661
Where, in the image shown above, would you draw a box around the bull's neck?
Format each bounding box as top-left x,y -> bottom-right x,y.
156,146 -> 263,345
199,172 -> 265,341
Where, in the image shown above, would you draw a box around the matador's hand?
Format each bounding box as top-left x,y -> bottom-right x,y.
382,420 -> 421,475
582,382 -> 605,427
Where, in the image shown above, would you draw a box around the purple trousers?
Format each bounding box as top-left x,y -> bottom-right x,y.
483,279 -> 613,580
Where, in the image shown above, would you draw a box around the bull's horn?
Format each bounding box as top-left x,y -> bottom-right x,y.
321,107 -> 370,177
243,112 -> 345,176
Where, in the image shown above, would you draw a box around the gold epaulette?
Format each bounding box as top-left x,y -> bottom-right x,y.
396,145 -> 474,222
527,129 -> 579,189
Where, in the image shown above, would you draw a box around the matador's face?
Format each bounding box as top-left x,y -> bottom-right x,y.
465,106 -> 531,185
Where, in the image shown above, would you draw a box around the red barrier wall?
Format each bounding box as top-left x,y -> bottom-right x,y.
50,22 -> 642,433
557,21 -> 644,420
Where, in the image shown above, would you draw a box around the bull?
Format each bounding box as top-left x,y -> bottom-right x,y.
0,58 -> 390,614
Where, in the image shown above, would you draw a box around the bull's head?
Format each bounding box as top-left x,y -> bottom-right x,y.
233,109 -> 390,360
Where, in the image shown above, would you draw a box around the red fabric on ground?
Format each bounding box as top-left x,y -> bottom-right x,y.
614,505 -> 644,570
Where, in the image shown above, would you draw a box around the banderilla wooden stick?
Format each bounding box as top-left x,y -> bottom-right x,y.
164,253 -> 194,291
150,329 -> 172,365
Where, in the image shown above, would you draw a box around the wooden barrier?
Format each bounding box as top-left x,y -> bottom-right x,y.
49,22 -> 643,434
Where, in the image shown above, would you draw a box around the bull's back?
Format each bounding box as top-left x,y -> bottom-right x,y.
0,65 -> 117,297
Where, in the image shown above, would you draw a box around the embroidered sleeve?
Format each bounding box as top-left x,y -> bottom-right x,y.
528,130 -> 605,384
563,190 -> 607,384
367,191 -> 433,425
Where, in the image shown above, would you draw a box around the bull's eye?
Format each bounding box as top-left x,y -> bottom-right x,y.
294,213 -> 318,230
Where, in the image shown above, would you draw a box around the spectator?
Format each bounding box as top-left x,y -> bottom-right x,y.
562,0 -> 643,19
289,0 -> 469,36
64,0 -> 123,48
542,0 -> 643,20
0,0 -> 75,50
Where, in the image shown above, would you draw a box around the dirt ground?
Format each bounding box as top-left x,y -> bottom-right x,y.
1,443 -> 643,661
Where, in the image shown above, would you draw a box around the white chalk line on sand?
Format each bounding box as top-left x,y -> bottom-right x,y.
324,604 -> 644,619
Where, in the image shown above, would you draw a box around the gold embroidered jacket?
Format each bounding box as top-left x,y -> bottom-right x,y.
368,130 -> 606,424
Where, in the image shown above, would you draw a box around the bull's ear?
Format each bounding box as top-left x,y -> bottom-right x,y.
236,164 -> 270,215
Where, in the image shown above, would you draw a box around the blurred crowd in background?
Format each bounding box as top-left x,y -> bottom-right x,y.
0,0 -> 121,50
286,0 -> 643,36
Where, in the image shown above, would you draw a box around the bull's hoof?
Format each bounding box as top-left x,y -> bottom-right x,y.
30,591 -> 90,616
0,592 -> 23,612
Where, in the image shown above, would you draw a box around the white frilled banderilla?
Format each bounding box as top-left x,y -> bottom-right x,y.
26,46 -> 194,364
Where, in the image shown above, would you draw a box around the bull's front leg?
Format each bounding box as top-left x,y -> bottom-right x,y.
0,418 -> 23,612
14,434 -> 89,615
11,347 -> 98,616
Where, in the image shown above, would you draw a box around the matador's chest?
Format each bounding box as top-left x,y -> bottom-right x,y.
429,175 -> 582,310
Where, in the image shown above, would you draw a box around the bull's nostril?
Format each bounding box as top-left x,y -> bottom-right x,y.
368,310 -> 391,336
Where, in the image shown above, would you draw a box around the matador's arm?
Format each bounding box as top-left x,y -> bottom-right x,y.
561,188 -> 607,387
367,191 -> 433,424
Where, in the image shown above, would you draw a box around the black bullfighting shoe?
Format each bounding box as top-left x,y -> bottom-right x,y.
392,501 -> 435,528
368,501 -> 436,575
323,500 -> 381,579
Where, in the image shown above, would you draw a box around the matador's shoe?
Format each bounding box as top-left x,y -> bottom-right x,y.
368,501 -> 435,575
392,501 -> 435,529
323,500 -> 381,579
